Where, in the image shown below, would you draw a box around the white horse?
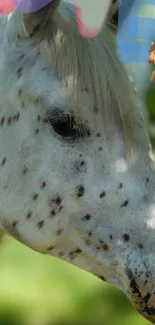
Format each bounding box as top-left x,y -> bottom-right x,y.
0,0 -> 155,323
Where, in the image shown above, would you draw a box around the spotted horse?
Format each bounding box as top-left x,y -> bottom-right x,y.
0,0 -> 155,323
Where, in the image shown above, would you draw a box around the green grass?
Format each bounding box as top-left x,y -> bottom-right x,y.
0,236 -> 151,325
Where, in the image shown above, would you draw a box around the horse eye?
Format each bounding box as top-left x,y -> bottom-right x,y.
47,114 -> 84,138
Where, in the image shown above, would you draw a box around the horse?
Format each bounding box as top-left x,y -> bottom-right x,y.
0,0 -> 155,323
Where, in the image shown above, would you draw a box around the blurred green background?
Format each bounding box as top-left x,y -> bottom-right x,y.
0,235 -> 152,325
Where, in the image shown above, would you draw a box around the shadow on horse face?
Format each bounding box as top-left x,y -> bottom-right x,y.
0,0 -> 155,323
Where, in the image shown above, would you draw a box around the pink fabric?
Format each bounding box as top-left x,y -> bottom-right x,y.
0,0 -> 15,14
74,3 -> 99,39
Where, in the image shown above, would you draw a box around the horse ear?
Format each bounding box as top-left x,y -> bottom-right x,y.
152,41 -> 154,45
22,0 -> 60,38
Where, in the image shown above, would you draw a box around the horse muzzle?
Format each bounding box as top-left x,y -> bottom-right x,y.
126,267 -> 155,323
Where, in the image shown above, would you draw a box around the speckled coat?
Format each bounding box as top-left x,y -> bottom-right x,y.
0,1 -> 155,323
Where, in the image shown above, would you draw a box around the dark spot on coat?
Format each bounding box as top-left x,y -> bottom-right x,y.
18,89 -> 23,97
143,195 -> 148,203
99,191 -> 106,198
119,183 -> 123,188
146,177 -> 150,183
102,243 -> 109,251
42,67 -> 48,71
137,123 -> 143,129
76,185 -> 85,197
16,112 -> 20,121
35,128 -> 39,134
98,275 -> 106,282
19,54 -> 25,60
47,244 -> 56,251
1,157 -> 6,166
126,267 -> 133,280
37,220 -> 44,229
82,214 -> 91,221
59,205 -> 63,212
123,233 -> 130,241
17,68 -> 23,78
0,117 -> 5,126
41,182 -> 46,189
7,116 -> 12,125
49,209 -> 56,217
98,146 -> 103,151
138,243 -> 144,249
96,132 -> 101,137
144,292 -> 151,304
52,196 -> 62,206
130,277 -> 141,296
74,248 -> 82,254
94,106 -> 98,113
121,200 -> 129,207
58,251 -> 65,257
22,167 -> 28,175
74,160 -> 86,173
32,193 -> 39,201
83,87 -> 88,92
37,115 -> 41,121
26,212 -> 32,220
69,248 -> 82,259
56,228 -> 64,236
87,130 -> 91,137
2,220 -> 26,246
109,234 -> 113,240
12,220 -> 18,227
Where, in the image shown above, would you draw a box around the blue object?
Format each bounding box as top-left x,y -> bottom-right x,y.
15,0 -> 53,13
117,0 -> 155,63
